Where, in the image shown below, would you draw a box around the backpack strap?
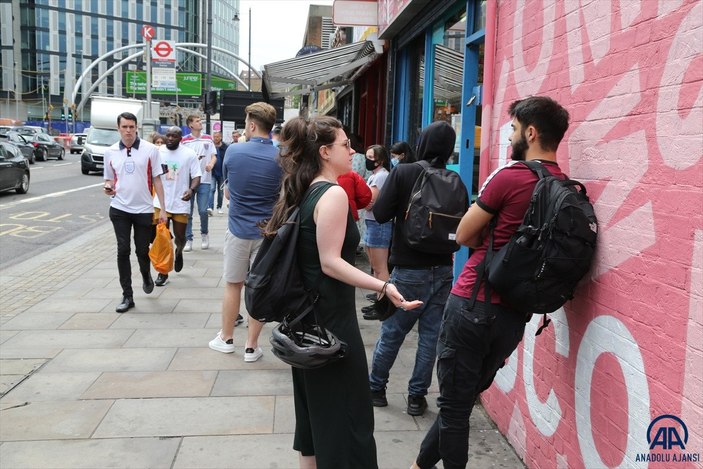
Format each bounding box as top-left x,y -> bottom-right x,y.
469,216 -> 497,310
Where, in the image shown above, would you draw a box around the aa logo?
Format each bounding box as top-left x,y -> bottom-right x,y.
647,414 -> 688,450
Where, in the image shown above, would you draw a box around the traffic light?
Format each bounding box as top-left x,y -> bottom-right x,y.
204,90 -> 219,115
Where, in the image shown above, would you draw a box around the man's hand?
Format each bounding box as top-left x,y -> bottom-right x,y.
157,211 -> 168,224
181,188 -> 192,201
103,184 -> 115,196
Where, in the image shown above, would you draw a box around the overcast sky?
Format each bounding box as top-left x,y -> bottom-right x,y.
238,0 -> 335,70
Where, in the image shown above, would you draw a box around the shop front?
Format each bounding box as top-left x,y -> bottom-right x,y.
379,0 -> 486,274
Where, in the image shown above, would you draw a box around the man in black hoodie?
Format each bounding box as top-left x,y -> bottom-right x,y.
369,121 -> 459,416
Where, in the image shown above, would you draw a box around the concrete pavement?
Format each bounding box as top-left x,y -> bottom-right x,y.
0,207 -> 524,469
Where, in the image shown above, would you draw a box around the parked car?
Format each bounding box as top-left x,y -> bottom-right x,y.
0,141 -> 30,194
0,131 -> 35,164
14,125 -> 49,137
30,133 -> 65,161
0,126 -> 15,137
70,132 -> 88,154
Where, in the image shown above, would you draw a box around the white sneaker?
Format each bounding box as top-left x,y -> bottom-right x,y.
244,346 -> 263,362
207,208 -> 213,216
201,234 -> 209,250
209,331 -> 235,353
217,208 -> 223,214
184,240 -> 193,252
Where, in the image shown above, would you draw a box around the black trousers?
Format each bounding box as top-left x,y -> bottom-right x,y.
416,294 -> 528,469
109,207 -> 154,297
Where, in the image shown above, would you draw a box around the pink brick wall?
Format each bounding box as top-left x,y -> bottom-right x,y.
480,1 -> 702,468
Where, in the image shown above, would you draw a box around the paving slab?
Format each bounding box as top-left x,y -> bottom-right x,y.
81,370 -> 217,399
122,328 -> 221,348
168,347 -> 288,371
0,437 -> 181,469
58,312 -> 118,330
174,434 -> 298,469
93,396 -> 275,438
0,371 -> 100,404
0,400 -> 113,441
41,348 -> 176,373
109,312 -> 208,329
1,312 -> 74,330
2,329 -> 134,349
211,369 -> 294,396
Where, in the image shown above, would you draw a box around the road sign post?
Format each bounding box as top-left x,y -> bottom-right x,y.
141,25 -> 155,120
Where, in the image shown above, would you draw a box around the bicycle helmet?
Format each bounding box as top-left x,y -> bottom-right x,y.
270,319 -> 348,369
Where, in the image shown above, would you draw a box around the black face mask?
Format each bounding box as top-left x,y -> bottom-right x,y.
366,159 -> 378,171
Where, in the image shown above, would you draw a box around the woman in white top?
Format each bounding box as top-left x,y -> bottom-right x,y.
364,144 -> 393,292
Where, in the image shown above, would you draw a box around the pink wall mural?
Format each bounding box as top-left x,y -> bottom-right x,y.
480,1 -> 702,468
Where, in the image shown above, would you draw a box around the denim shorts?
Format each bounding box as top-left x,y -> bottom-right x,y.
364,219 -> 392,248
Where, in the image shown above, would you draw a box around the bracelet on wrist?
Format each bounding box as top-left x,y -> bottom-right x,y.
380,281 -> 390,296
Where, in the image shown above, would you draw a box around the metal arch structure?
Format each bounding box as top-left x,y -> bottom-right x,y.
70,42 -> 261,115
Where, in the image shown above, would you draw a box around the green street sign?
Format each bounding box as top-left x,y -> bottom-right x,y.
125,71 -> 202,96
210,76 -> 238,92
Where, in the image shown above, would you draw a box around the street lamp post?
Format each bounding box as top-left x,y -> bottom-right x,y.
233,8 -> 252,92
248,7 -> 251,91
206,0 -> 213,134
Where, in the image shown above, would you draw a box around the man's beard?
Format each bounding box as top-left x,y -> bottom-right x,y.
510,131 -> 528,161
165,142 -> 179,151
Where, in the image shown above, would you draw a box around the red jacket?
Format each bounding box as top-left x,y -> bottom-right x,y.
337,171 -> 372,220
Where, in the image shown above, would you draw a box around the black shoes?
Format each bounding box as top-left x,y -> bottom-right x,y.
234,314 -> 245,326
370,389 -> 388,407
407,395 -> 428,416
143,275 -> 154,294
174,251 -> 183,272
155,273 -> 169,286
366,293 -> 377,301
116,296 -> 135,313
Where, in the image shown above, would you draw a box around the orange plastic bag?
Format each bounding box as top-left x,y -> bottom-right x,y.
149,223 -> 174,274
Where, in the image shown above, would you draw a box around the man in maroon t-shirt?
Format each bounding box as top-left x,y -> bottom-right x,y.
413,96 -> 571,469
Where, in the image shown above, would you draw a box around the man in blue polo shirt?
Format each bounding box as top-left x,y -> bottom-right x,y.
208,102 -> 282,362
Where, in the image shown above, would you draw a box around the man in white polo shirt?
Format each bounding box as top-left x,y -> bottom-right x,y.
182,114 -> 216,251
153,126 -> 202,286
104,111 -> 167,313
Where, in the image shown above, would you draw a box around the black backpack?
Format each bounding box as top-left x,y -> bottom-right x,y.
403,160 -> 469,254
244,185 -> 322,323
472,160 -> 598,333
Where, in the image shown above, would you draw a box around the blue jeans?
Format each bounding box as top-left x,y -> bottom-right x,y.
209,174 -> 224,210
368,265 -> 453,396
415,294 -> 528,469
186,183 -> 210,240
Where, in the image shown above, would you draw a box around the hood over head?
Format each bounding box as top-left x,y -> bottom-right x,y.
416,121 -> 456,167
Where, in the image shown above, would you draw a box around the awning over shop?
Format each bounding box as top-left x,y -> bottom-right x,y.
262,40 -> 383,98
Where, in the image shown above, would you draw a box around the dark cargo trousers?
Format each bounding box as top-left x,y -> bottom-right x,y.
416,294 -> 528,469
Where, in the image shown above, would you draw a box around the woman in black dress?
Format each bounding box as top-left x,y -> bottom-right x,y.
265,116 -> 421,469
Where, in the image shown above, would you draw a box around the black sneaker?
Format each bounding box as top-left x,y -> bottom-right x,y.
155,273 -> 169,286
234,314 -> 245,326
361,303 -> 376,314
365,293 -> 377,302
370,389 -> 388,407
407,395 -> 428,416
